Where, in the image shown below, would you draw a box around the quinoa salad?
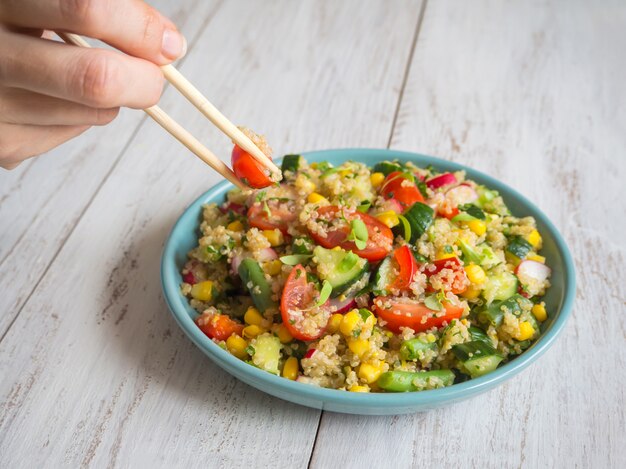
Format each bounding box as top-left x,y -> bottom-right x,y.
180,149 -> 552,393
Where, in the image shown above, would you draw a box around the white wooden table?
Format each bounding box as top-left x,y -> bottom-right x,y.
1,1 -> 625,467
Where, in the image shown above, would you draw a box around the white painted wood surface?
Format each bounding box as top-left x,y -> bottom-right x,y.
1,0 -> 624,468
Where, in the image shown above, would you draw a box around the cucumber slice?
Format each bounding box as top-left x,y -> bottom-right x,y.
377,370 -> 455,392
373,161 -> 403,176
477,294 -> 533,327
250,333 -> 282,375
403,202 -> 435,243
477,244 -> 501,268
506,236 -> 533,259
468,326 -> 492,344
452,340 -> 503,378
281,154 -> 303,173
483,271 -> 518,304
372,256 -> 394,295
313,246 -> 368,297
238,258 -> 276,312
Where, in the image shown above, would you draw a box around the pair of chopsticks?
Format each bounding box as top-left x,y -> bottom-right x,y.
56,32 -> 281,190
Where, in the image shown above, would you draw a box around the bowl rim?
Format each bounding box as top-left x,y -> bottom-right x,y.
161,148 -> 576,409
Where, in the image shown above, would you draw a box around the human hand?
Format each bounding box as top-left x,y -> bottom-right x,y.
0,0 -> 187,169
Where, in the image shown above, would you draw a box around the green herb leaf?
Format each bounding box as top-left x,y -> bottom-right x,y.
357,200 -> 372,213
347,219 -> 368,250
315,280 -> 332,306
397,214 -> 412,241
459,204 -> 486,220
358,308 -> 373,321
255,190 -> 266,203
451,212 -> 477,223
417,181 -> 429,198
279,254 -> 313,265
263,201 -> 272,217
245,345 -> 256,356
424,294 -> 443,311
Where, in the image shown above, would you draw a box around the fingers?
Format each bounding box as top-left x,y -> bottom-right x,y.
0,123 -> 89,169
0,30 -> 164,109
0,0 -> 186,64
0,88 -> 119,126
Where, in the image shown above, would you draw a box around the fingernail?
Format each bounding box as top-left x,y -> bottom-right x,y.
162,28 -> 187,60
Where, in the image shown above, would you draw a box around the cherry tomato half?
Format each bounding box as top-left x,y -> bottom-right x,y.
380,171 -> 425,208
248,198 -> 297,235
196,314 -> 244,341
231,145 -> 273,189
424,257 -> 469,294
372,296 -> 464,333
308,206 -> 393,262
281,265 -> 330,341
389,245 -> 419,291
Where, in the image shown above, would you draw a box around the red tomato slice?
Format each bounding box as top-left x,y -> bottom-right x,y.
281,265 -> 330,341
231,145 -> 273,189
389,245 -> 419,291
424,257 -> 469,294
372,296 -> 464,333
308,206 -> 393,262
248,198 -> 297,234
438,206 -> 459,220
380,171 -> 425,208
196,314 -> 244,341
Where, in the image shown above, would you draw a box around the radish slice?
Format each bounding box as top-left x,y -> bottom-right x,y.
328,297 -> 357,314
516,260 -> 552,282
381,198 -> 404,214
230,254 -> 244,275
220,202 -> 246,215
444,184 -> 478,206
426,172 -> 457,190
256,247 -> 278,262
182,271 -> 196,285
303,348 -> 317,359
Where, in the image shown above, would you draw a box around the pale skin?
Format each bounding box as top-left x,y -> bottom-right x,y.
0,0 -> 187,169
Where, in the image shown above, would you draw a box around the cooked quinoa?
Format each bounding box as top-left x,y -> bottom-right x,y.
181,156 -> 552,393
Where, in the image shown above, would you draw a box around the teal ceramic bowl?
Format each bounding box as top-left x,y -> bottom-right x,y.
161,149 -> 575,415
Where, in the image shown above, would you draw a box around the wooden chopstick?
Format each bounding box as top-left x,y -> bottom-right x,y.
161,65 -> 281,177
56,32 -> 253,190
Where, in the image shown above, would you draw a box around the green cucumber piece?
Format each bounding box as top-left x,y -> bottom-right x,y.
372,256 -> 394,295
238,258 -> 276,312
452,340 -> 503,378
477,244 -> 501,268
377,370 -> 455,392
403,202 -> 435,243
313,246 -> 369,297
250,333 -> 282,375
373,161 -> 403,176
399,337 -> 437,361
281,154 -> 303,173
483,271 -> 518,304
506,236 -> 533,259
477,294 -> 532,327
468,326 -> 492,344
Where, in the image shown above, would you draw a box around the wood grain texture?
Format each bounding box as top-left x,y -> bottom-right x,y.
0,0 -> 422,466
310,1 -> 626,468
0,0 -> 224,337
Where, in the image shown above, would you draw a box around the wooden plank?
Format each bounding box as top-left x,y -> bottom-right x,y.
0,0 -> 224,336
310,1 -> 626,468
0,0 -> 422,466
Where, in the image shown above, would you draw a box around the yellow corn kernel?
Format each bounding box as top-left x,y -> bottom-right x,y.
527,229 -> 542,249
375,211 -> 400,228
226,220 -> 244,232
310,162 -> 319,169
226,335 -> 248,359
527,254 -> 546,264
436,250 -> 456,260
505,251 -> 522,266
264,259 -> 283,276
461,286 -> 481,300
276,324 -> 294,343
349,385 -> 370,393
467,219 -> 487,236
295,174 -> 316,193
358,363 -> 383,384
326,313 -> 343,334
370,172 -> 385,188
340,310 -> 361,336
516,321 -> 535,341
282,357 -> 299,380
532,303 -> 548,322
339,169 -> 351,177
190,280 -> 215,302
244,307 -> 265,326
242,324 -> 264,339
262,229 -> 284,247
307,192 -> 328,204
464,264 -> 486,284
426,333 -> 437,343
348,338 -> 370,358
